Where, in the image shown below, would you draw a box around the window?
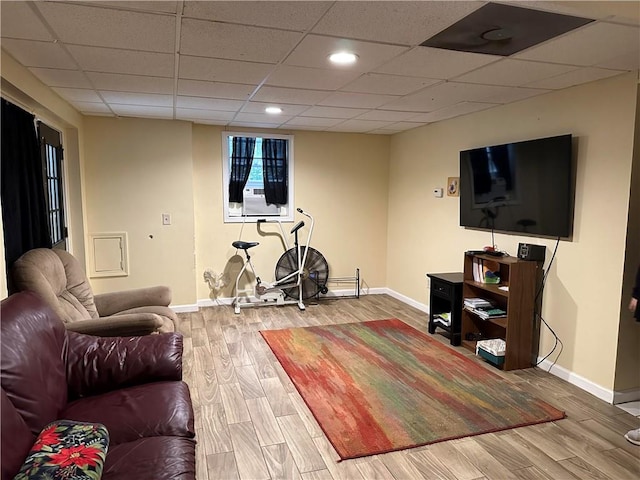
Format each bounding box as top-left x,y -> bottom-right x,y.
222,132 -> 294,223
38,122 -> 67,249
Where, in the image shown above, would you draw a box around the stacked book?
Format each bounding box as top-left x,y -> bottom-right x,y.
464,298 -> 507,320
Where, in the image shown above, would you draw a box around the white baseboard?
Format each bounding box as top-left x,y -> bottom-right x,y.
536,357 -> 614,404
170,303 -> 199,313
613,388 -> 640,404
385,288 -> 429,314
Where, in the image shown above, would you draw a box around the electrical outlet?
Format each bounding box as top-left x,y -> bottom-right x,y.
162,213 -> 171,225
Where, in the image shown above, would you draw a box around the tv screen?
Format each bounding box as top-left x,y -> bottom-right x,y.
459,134 -> 573,238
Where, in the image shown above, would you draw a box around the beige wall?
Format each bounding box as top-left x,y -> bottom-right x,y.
83,117 -> 197,305
193,126 -> 390,302
614,83 -> 640,392
388,73 -> 637,391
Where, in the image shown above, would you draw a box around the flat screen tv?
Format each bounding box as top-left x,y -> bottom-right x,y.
459,134 -> 573,238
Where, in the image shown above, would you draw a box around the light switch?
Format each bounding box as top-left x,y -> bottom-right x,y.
162,213 -> 171,225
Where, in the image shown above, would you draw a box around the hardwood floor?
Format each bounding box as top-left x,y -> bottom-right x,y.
178,295 -> 640,480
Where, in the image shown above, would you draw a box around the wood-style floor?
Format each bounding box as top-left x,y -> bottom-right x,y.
177,294 -> 640,480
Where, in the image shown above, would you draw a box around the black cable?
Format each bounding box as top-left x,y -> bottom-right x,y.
534,236 -> 563,368
535,313 -> 564,369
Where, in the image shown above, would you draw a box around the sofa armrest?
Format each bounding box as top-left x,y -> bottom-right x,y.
94,286 -> 172,316
64,313 -> 163,337
66,331 -> 183,398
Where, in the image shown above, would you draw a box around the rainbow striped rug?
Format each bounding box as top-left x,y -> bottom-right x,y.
261,318 -> 565,460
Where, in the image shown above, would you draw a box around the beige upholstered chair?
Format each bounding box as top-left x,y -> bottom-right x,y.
11,248 -> 177,336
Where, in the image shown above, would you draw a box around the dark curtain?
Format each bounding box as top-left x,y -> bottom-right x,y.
1,99 -> 52,276
228,136 -> 256,203
262,139 -> 288,205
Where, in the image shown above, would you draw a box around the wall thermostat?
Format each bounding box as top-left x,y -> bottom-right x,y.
433,188 -> 444,198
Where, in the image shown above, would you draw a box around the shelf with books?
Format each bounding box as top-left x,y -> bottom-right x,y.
461,252 -> 538,371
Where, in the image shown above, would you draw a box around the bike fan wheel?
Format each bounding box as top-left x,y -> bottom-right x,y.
275,246 -> 329,300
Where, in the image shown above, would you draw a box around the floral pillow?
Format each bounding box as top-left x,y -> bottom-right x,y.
14,420 -> 109,480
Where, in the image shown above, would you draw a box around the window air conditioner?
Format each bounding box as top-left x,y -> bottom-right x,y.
243,188 -> 280,216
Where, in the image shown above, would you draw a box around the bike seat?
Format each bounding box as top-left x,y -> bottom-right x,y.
232,241 -> 259,250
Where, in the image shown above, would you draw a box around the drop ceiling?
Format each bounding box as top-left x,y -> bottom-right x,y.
1,1 -> 638,135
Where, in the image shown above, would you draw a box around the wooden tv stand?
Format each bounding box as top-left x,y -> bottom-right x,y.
461,253 -> 539,371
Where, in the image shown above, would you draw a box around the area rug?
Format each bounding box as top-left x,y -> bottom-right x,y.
260,318 -> 565,460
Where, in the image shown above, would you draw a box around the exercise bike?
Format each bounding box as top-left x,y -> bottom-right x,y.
231,208 -> 329,314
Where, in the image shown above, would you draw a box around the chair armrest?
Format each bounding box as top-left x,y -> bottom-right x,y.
66,331 -> 183,398
94,286 -> 172,316
64,313 -> 163,337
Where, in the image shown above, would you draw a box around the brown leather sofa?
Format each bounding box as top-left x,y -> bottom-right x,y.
1,291 -> 196,479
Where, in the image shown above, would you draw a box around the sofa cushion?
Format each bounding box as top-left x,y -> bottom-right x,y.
60,381 -> 195,445
1,388 -> 35,480
13,420 -> 109,480
66,331 -> 183,399
103,436 -> 196,480
0,292 -> 68,435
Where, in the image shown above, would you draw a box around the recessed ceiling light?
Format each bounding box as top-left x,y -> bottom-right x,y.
265,106 -> 282,114
328,51 -> 358,65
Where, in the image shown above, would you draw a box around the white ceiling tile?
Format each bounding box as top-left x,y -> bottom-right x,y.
266,65 -> 360,90
52,87 -> 103,103
355,110 -> 419,122
100,91 -> 173,107
229,121 -> 285,129
179,55 -> 273,84
252,86 -> 331,105
180,19 -> 301,63
183,1 -> 331,30
284,35 -> 409,72
0,1 -> 53,41
177,80 -> 254,100
515,22 -> 640,67
89,2 -> 178,14
318,92 -> 399,109
28,68 -> 92,89
175,109 -> 236,121
240,102 -> 309,116
479,86 -> 550,104
387,122 -> 426,131
110,104 -> 173,118
410,102 -> 497,122
525,67 -> 625,90
380,82 -> 508,112
596,50 -> 640,71
87,72 -> 174,94
374,46 -> 500,79
313,1 -> 481,45
300,106 -> 368,119
454,59 -> 578,86
71,101 -> 113,115
284,117 -> 344,128
35,2 -> 176,52
234,112 -> 291,125
342,73 -> 439,95
516,1 -> 640,26
0,39 -> 77,69
326,119 -> 393,133
67,45 -> 174,77
176,96 -> 244,111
